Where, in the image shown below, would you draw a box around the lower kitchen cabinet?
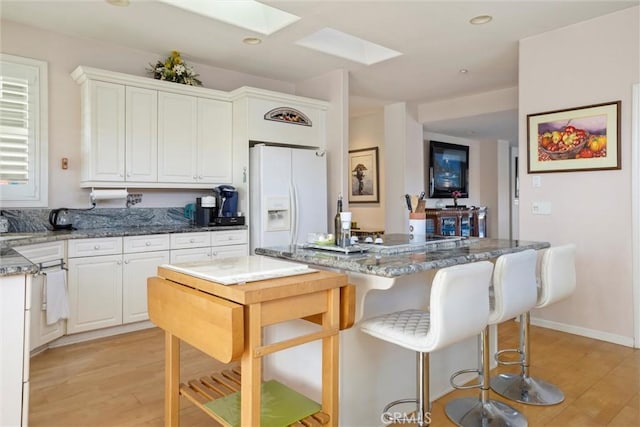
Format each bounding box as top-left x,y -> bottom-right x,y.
0,274 -> 30,427
14,241 -> 67,351
67,235 -> 170,334
122,250 -> 169,323
67,254 -> 123,334
169,229 -> 248,263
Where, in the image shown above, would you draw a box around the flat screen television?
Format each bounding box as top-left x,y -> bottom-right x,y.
427,141 -> 469,198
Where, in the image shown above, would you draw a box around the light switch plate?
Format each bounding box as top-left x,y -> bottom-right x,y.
532,175 -> 541,187
532,201 -> 551,215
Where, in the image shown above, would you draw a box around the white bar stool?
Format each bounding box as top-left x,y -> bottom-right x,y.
490,244 -> 577,405
360,261 -> 494,427
445,249 -> 538,427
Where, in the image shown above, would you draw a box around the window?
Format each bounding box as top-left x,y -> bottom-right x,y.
0,54 -> 48,207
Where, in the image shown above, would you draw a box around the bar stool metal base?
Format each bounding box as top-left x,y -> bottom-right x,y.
445,397 -> 528,427
490,373 -> 565,405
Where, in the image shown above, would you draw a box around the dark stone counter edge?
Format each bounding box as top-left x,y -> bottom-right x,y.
255,239 -> 550,278
0,225 -> 247,277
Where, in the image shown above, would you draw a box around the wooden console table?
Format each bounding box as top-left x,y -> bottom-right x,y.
425,207 -> 487,237
147,264 -> 353,427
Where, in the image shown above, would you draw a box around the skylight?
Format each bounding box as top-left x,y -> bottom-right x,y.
295,27 -> 402,66
157,0 -> 300,35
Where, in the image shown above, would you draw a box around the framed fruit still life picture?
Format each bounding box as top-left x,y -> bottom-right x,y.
527,101 -> 620,173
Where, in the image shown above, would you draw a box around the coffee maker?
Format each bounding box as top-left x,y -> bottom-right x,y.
194,196 -> 218,226
211,185 -> 244,226
215,185 -> 238,217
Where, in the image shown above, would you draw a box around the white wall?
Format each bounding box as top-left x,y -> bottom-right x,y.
383,103 -> 424,234
349,111 -> 385,230
519,7 -> 639,345
1,20 -> 295,209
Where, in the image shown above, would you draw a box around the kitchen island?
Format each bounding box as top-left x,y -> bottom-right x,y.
256,236 -> 549,426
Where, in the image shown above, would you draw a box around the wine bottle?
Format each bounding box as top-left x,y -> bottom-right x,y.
334,194 -> 343,246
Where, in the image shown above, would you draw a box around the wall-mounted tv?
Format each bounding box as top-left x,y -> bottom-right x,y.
427,141 -> 469,198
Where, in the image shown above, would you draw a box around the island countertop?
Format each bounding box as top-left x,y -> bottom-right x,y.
255,236 -> 549,278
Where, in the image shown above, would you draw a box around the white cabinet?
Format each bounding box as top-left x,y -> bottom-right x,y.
72,66 -> 233,189
198,98 -> 233,183
67,235 -> 171,333
122,235 -> 169,323
0,274 -> 30,427
67,237 -> 123,334
246,96 -> 327,149
157,92 -> 198,183
169,230 -> 248,263
80,82 -> 157,184
158,94 -> 232,184
14,241 -> 66,351
125,86 -> 158,182
83,80 -> 125,182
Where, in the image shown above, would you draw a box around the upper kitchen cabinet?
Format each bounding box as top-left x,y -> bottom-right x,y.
71,66 -> 233,188
157,94 -> 232,184
231,87 -> 328,149
81,83 -> 158,183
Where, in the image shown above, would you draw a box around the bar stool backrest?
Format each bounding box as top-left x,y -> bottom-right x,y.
426,261 -> 493,351
537,244 -> 577,309
489,249 -> 538,325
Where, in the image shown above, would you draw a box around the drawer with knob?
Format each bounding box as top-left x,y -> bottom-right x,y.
170,232 -> 211,250
124,234 -> 170,253
68,237 -> 122,258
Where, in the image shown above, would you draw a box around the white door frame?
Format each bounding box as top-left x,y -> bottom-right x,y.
632,83 -> 639,348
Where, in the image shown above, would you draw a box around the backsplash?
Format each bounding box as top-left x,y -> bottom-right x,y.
1,208 -> 190,233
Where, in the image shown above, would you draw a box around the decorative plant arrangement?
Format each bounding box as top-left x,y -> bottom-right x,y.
147,50 -> 202,86
451,190 -> 462,207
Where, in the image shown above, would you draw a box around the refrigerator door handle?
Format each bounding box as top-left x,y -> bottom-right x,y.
290,183 -> 299,246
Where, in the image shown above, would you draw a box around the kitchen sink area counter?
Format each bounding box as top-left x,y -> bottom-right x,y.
0,225 -> 247,276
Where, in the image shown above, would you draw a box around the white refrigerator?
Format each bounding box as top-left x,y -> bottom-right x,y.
249,144 -> 328,253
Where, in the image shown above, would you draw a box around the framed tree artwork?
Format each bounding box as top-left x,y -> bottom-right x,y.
349,147 -> 379,203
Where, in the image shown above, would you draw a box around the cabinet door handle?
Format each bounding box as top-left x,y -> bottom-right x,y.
189,238 -> 195,243
117,260 -> 122,265
145,241 -> 151,246
94,245 -> 100,250
193,175 -> 197,180
212,251 -> 217,257
124,260 -> 130,264
198,175 -> 203,180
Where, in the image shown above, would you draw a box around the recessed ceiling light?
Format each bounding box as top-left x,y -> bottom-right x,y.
106,0 -> 130,6
470,15 -> 493,25
157,0 -> 299,35
243,37 -> 262,45
459,69 -> 469,74
296,27 -> 402,66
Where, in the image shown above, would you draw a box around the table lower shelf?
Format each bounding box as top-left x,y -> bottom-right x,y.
179,367 -> 331,427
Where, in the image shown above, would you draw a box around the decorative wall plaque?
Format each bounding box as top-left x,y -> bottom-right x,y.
264,107 -> 312,127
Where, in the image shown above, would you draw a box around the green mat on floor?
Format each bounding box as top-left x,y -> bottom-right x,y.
203,380 -> 321,427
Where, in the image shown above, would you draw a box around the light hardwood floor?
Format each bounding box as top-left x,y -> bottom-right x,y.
29,322 -> 639,426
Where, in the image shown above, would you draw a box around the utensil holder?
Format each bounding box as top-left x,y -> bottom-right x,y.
409,213 -> 426,243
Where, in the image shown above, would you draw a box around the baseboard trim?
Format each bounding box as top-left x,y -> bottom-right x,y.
47,321 -> 155,348
530,317 -> 634,348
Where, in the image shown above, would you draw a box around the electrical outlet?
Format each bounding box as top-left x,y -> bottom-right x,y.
532,201 -> 551,215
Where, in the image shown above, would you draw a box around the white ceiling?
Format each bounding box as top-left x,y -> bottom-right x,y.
2,0 -> 637,142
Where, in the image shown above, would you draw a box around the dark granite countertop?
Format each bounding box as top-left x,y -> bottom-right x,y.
0,225 -> 247,277
255,237 -> 550,278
